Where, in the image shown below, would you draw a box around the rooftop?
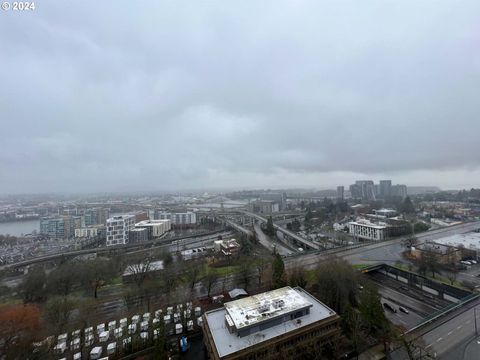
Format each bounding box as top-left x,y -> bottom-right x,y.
204,287 -> 336,358
433,232 -> 480,251
224,287 -> 312,331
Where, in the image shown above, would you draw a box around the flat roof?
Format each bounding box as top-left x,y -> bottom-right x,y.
204,287 -> 336,358
224,287 -> 312,331
433,232 -> 480,251
348,220 -> 387,229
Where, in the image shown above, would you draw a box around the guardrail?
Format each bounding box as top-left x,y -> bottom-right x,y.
406,292 -> 480,335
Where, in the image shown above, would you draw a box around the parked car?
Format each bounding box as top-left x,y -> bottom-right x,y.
399,306 -> 409,314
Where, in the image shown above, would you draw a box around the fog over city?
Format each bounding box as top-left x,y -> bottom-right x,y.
1,0 -> 480,194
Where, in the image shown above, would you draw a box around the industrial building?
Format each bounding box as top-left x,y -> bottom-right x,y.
203,287 -> 340,360
106,214 -> 135,246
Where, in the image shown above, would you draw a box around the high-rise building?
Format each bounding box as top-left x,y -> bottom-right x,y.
83,208 -> 110,226
106,214 -> 135,246
379,180 -> 392,199
351,180 -> 376,201
203,287 -> 340,360
40,215 -> 81,239
336,186 -> 344,200
391,184 -> 408,199
40,217 -> 65,239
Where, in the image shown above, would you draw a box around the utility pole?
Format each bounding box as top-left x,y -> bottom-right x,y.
475,307 -> 478,336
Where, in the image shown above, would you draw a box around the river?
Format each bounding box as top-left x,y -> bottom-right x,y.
0,219 -> 39,236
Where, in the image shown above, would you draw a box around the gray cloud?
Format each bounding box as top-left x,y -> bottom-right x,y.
1,0 -> 480,193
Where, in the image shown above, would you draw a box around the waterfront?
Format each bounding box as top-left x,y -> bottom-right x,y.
0,220 -> 39,236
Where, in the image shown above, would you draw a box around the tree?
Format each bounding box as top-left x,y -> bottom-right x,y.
271,253 -> 286,289
401,196 -> 415,214
255,257 -> 270,286
184,260 -> 203,290
287,265 -> 309,289
125,258 -> 153,289
47,262 -> 78,296
153,316 -> 167,360
0,304 -> 41,358
80,258 -> 116,298
203,268 -> 220,298
266,216 -> 275,237
423,251 -> 440,278
291,218 -> 301,232
238,259 -> 253,290
358,282 -> 388,334
342,305 -> 364,358
19,265 -> 46,303
43,296 -> 77,335
312,257 -> 358,314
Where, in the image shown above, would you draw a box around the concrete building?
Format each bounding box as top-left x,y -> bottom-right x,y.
214,238 -> 241,257
40,217 -> 66,239
410,242 -> 463,265
259,193 -> 287,211
129,228 -> 148,243
155,211 -> 197,228
391,184 -> 408,199
106,215 -> 135,246
135,219 -> 171,239
379,180 -> 392,198
203,287 -> 340,360
248,200 -> 280,214
336,186 -> 344,200
40,215 -> 82,239
373,208 -> 398,218
84,208 -> 110,226
348,219 -> 387,241
75,225 -> 106,238
350,180 -> 376,201
432,232 -> 480,253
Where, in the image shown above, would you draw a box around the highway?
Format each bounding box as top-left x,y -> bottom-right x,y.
241,210 -> 321,250
283,221 -> 480,269
253,223 -> 293,256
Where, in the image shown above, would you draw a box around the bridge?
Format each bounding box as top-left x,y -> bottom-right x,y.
222,218 -> 254,238
0,229 -> 227,271
241,210 -> 320,250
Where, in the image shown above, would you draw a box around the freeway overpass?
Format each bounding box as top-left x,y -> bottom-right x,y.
241,210 -> 320,250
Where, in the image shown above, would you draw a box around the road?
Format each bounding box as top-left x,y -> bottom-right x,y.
283,221 -> 480,269
422,304 -> 480,358
253,223 -> 293,256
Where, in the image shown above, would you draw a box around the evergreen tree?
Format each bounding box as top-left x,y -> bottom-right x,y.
272,253 -> 286,289
266,216 -> 275,237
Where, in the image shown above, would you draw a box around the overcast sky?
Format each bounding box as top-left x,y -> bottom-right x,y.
1,1 -> 480,194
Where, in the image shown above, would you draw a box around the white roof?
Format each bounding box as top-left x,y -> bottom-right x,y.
433,232 -> 480,251
205,287 -> 335,358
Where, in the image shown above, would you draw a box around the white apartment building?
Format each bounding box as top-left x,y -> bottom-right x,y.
156,211 -> 197,227
348,219 -> 386,241
106,215 -> 135,246
135,219 -> 172,238
75,225 -> 103,238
